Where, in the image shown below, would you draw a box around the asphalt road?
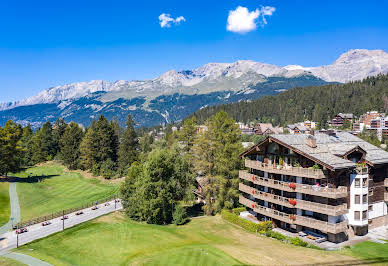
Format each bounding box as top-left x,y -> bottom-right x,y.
0,199 -> 123,253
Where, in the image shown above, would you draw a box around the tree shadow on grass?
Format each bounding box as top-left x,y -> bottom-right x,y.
186,203 -> 205,218
0,175 -> 59,183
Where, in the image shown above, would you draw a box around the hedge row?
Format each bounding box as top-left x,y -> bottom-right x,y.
232,207 -> 246,216
221,210 -> 273,233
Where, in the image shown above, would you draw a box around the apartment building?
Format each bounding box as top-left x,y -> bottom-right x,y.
239,131 -> 388,243
329,113 -> 353,127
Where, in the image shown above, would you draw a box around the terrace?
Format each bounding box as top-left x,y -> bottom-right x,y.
239,170 -> 348,199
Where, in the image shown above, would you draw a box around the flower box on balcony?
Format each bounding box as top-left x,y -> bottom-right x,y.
289,214 -> 296,221
251,189 -> 255,195
251,175 -> 255,181
289,183 -> 297,189
251,204 -> 255,209
288,199 -> 297,206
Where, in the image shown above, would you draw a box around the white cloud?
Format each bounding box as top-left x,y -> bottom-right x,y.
159,13 -> 186,28
226,5 -> 275,34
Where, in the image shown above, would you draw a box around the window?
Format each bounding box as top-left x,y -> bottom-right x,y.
362,210 -> 368,220
362,178 -> 368,187
369,188 -> 374,196
363,194 -> 368,204
354,178 -> 360,188
369,205 -> 373,211
354,211 -> 360,220
355,195 -> 360,204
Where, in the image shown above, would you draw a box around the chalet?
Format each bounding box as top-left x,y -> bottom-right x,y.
329,113 -> 353,127
239,131 -> 388,243
286,124 -> 311,134
255,123 -> 282,135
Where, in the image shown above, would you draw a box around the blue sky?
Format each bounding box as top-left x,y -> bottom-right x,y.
1,0 -> 388,102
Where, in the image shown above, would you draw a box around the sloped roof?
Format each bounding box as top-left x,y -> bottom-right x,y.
272,132 -> 388,169
242,132 -> 388,170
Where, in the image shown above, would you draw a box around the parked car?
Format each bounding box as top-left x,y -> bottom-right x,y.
91,206 -> 98,210
61,215 -> 69,220
16,228 -> 28,234
42,221 -> 51,226
75,211 -> 84,215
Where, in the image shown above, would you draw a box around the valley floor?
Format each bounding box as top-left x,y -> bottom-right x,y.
14,212 -> 360,266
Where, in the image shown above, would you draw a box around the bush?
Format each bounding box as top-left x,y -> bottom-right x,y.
221,210 -> 272,233
100,159 -> 117,179
290,237 -> 308,247
232,207 -> 246,216
265,230 -> 287,241
173,205 -> 188,225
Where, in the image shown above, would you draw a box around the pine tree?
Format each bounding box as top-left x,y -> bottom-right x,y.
0,120 -> 23,176
52,118 -> 67,157
21,125 -> 34,166
60,122 -> 83,169
30,121 -> 55,164
118,115 -> 139,174
80,127 -> 95,170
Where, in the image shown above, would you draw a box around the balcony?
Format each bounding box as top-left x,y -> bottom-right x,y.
239,183 -> 348,216
245,159 -> 327,179
385,192 -> 388,202
385,178 -> 388,187
240,170 -> 348,199
355,165 -> 369,175
239,195 -> 348,234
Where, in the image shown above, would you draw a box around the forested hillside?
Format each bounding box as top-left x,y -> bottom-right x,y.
191,74 -> 388,127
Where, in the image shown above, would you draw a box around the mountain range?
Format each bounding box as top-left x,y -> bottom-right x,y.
1,49 -> 388,128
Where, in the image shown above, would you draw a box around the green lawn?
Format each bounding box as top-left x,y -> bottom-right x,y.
340,241 -> 388,265
16,213 -> 357,266
14,163 -> 119,221
0,256 -> 25,266
0,182 -> 10,226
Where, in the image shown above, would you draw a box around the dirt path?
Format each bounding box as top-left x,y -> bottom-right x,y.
0,183 -> 20,235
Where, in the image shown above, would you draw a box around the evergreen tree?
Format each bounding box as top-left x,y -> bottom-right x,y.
52,118 -> 67,157
30,121 -> 55,164
80,128 -> 94,170
0,120 -> 23,176
60,122 -> 83,169
192,111 -> 244,214
118,115 -> 139,174
178,117 -> 197,151
21,125 -> 34,166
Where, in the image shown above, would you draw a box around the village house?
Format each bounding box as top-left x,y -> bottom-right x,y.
239,131 -> 388,243
255,123 -> 283,135
329,113 -> 354,127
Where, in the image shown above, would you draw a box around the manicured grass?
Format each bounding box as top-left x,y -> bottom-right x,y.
340,241 -> 388,265
0,182 -> 10,226
16,213 -> 357,266
14,163 -> 119,221
0,256 -> 25,266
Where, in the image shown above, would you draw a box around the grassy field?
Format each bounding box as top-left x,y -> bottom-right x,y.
0,182 -> 10,226
0,256 -> 25,266
14,162 -> 119,221
340,240 -> 388,265
16,212 -> 360,266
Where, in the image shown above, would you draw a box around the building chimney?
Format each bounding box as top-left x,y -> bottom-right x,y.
305,135 -> 317,148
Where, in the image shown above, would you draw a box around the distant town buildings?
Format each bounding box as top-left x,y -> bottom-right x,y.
328,113 -> 354,127
353,111 -> 388,140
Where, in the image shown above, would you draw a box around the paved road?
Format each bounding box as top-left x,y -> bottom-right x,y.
0,183 -> 21,235
0,199 -> 123,254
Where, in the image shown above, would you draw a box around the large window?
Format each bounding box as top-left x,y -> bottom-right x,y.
354,178 -> 360,188
355,195 -> 360,204
362,194 -> 368,204
354,211 -> 360,221
362,178 -> 368,187
362,210 -> 368,220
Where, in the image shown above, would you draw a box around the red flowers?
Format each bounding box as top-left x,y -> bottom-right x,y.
289,214 -> 296,221
289,183 -> 297,189
251,204 -> 255,208
251,175 -> 255,181
288,199 -> 297,206
252,189 -> 255,194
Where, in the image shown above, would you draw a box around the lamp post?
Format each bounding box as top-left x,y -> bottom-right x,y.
62,210 -> 65,230
16,225 -> 19,248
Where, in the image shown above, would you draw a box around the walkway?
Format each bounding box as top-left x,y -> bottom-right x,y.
0,183 -> 20,235
0,251 -> 52,266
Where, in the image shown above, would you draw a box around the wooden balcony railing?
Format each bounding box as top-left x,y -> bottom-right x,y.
384,178 -> 388,187
245,159 -> 327,179
239,183 -> 348,216
239,195 -> 348,234
239,170 -> 348,199
385,192 -> 388,202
